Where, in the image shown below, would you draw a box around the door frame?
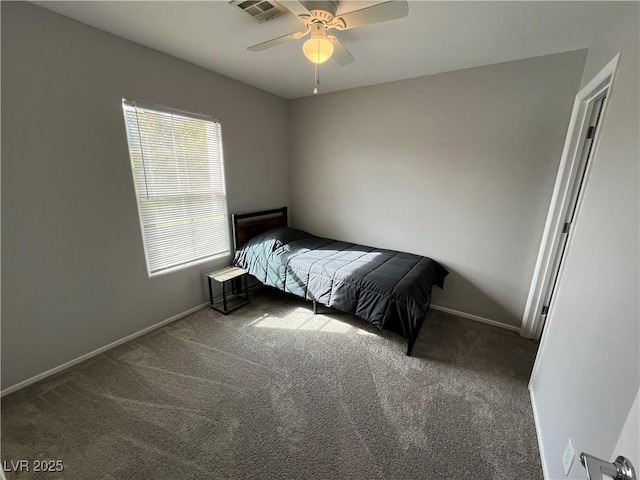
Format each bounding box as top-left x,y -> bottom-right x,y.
520,53 -> 620,340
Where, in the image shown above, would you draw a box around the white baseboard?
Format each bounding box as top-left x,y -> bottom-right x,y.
1,302 -> 209,397
529,386 -> 550,479
430,304 -> 520,332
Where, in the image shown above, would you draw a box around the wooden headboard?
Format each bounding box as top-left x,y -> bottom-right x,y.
232,207 -> 288,251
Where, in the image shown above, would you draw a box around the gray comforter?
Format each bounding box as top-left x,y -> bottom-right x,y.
233,227 -> 448,348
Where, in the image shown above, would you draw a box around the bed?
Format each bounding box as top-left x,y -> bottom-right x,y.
231,207 -> 448,356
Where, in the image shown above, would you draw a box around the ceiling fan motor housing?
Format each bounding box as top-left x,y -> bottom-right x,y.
301,1 -> 338,19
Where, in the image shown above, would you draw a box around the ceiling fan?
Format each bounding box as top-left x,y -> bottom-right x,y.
247,1 -> 409,93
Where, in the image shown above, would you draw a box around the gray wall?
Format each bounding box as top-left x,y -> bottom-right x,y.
289,51 -> 586,327
1,2 -> 290,390
529,4 -> 639,478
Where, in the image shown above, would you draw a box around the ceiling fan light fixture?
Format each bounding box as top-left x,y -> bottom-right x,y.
303,33 -> 334,64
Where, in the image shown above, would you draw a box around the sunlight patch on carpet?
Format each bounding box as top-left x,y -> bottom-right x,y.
249,308 -> 352,333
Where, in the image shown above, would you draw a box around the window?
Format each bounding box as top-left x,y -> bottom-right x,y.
122,99 -> 230,276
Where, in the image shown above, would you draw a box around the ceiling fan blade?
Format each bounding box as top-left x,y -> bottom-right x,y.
248,30 -> 309,52
278,0 -> 311,18
336,0 -> 409,30
327,36 -> 354,66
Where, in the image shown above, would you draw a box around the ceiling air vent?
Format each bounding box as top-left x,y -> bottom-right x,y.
230,0 -> 288,23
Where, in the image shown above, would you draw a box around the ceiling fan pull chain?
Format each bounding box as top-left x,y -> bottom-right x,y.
313,62 -> 319,95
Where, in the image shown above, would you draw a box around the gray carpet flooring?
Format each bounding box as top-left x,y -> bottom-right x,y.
1,289 -> 543,479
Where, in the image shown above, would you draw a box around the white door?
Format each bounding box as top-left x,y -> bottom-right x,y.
528,49 -> 639,480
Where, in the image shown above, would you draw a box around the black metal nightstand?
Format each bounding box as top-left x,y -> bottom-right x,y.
206,266 -> 249,314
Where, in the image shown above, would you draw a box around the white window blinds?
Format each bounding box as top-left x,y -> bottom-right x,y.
122,99 -> 230,276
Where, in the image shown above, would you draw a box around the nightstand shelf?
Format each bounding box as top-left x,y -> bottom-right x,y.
206,266 -> 249,315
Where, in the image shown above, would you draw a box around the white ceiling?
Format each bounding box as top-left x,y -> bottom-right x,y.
34,1 -> 625,99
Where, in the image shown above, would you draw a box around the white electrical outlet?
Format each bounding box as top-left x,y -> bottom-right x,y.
562,438 -> 576,475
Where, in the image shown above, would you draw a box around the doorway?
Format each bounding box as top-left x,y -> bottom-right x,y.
520,54 -> 619,340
